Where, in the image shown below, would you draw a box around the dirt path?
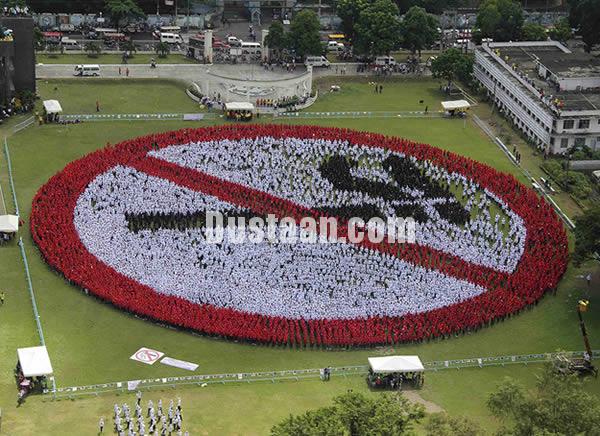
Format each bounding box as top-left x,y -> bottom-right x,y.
403,390 -> 444,413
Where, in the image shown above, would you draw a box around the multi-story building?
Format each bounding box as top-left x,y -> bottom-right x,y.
0,16 -> 35,105
474,41 -> 600,154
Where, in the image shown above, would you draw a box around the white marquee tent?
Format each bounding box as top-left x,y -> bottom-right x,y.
0,214 -> 18,233
441,100 -> 471,111
17,346 -> 53,377
368,355 -> 425,373
224,102 -> 255,111
43,99 -> 63,114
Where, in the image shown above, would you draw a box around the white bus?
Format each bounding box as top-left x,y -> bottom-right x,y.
94,28 -> 118,37
159,26 -> 181,33
160,32 -> 183,44
305,55 -> 330,67
239,41 -> 261,55
73,64 -> 101,77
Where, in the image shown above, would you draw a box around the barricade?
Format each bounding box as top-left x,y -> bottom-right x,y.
46,350 -> 598,400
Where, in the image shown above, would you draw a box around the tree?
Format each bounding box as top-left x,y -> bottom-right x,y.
487,367 -> 600,435
568,0 -> 600,52
155,41 -> 170,58
430,48 -> 474,87
84,41 -> 102,58
33,26 -> 44,50
264,21 -> 287,60
400,6 -> 439,56
353,0 -> 401,56
521,23 -> 547,41
396,0 -> 462,14
45,43 -> 59,58
425,413 -> 483,436
548,18 -> 572,42
336,0 -> 369,41
287,10 -> 322,59
121,39 -> 137,55
573,205 -> 600,265
477,0 -> 523,42
270,392 -> 425,435
271,407 -> 345,436
104,0 -> 144,31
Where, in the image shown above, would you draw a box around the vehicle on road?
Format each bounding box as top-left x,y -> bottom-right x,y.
160,33 -> 184,44
375,56 -> 396,66
305,55 -> 330,68
239,41 -> 261,55
73,64 -> 101,77
327,41 -> 344,52
60,37 -> 81,50
226,36 -> 242,46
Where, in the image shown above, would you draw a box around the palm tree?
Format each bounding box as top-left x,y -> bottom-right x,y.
155,41 -> 170,59
84,41 -> 102,58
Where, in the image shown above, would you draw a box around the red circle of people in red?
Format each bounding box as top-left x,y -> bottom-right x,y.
30,124 -> 568,346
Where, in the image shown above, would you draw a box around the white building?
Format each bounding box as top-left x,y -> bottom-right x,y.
474,41 -> 600,154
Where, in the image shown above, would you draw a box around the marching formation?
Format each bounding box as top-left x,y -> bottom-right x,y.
30,125 -> 569,346
104,392 -> 188,436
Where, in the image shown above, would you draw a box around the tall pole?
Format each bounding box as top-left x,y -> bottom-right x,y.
187,0 -> 190,31
577,301 -> 593,363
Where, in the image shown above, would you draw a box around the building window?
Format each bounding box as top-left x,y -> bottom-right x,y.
578,119 -> 590,129
574,137 -> 586,147
561,138 -> 569,148
563,120 -> 574,129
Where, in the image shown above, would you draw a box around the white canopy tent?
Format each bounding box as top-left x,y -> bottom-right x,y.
368,355 -> 425,373
17,346 -> 53,377
0,214 -> 18,233
224,102 -> 255,111
441,100 -> 471,111
42,99 -> 63,114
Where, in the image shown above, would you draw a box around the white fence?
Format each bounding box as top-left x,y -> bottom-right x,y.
46,350 -> 598,400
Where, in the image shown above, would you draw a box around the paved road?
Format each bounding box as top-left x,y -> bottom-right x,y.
36,62 -> 425,82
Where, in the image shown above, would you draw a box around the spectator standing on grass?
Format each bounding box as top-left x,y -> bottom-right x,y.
0,290 -> 5,305
96,100 -> 100,112
126,67 -> 130,77
136,390 -> 142,406
98,417 -> 104,433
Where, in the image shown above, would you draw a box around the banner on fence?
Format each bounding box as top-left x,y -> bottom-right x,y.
160,357 -> 198,371
127,380 -> 141,391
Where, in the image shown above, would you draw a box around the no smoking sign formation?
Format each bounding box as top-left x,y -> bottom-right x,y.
130,347 -> 165,365
30,125 -> 568,346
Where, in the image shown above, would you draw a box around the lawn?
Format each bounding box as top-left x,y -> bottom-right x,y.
311,77 -> 444,113
36,53 -> 199,65
0,78 -> 598,434
35,79 -> 201,114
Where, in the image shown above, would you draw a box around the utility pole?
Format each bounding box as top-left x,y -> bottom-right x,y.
187,0 -> 190,31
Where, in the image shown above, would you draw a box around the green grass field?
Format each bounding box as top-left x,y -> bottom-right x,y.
37,53 -> 199,65
0,77 -> 598,435
36,79 -> 200,114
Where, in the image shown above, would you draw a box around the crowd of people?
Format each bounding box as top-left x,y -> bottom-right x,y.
255,95 -> 309,110
30,124 -> 568,346
105,392 -> 188,436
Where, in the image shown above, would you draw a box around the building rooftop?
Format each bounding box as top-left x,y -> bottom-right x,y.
485,43 -> 600,112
